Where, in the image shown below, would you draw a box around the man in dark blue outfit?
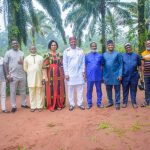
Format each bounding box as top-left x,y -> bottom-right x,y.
85,42 -> 103,109
122,43 -> 141,108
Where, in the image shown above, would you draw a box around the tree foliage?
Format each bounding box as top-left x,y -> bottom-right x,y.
2,0 -> 66,47
63,0 -> 136,52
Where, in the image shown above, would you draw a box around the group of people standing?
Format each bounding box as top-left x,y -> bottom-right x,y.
0,37 -> 150,113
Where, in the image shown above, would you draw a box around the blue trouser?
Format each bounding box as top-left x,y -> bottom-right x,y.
106,85 -> 120,106
122,80 -> 138,104
144,77 -> 150,105
86,81 -> 102,107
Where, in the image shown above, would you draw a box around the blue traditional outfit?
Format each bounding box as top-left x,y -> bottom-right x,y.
103,50 -> 123,106
122,52 -> 141,105
85,52 -> 103,107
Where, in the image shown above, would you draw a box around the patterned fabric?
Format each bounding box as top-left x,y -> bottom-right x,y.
141,50 -> 150,77
43,52 -> 65,111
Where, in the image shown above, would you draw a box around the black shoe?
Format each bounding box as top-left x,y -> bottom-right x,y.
69,105 -> 74,111
86,106 -> 92,109
21,105 -> 30,109
115,105 -> 120,110
106,103 -> 113,108
11,107 -> 17,113
78,105 -> 85,110
2,110 -> 10,113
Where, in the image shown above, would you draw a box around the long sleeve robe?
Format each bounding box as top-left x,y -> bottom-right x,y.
85,52 -> 103,81
24,54 -> 43,87
103,50 -> 123,85
63,47 -> 85,85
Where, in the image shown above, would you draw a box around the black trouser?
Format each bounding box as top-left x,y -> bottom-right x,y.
144,77 -> 150,105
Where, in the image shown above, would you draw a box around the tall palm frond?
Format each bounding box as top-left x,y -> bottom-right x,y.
36,0 -> 66,44
63,0 -> 135,52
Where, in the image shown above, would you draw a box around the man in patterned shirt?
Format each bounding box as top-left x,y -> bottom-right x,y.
141,40 -> 150,107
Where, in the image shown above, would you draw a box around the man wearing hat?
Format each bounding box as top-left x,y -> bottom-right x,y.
103,40 -> 123,110
122,43 -> 141,108
63,37 -> 85,111
85,42 -> 103,109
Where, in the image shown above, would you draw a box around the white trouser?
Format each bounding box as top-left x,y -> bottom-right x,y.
0,81 -> 6,110
29,87 -> 43,109
68,84 -> 84,107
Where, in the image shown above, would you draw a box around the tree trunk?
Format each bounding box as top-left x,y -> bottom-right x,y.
100,0 -> 106,53
138,0 -> 146,54
7,0 -> 20,47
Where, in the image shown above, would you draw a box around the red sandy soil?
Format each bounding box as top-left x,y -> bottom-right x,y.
0,84 -> 150,150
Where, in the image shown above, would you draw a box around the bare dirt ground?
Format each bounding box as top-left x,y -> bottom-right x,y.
0,84 -> 150,150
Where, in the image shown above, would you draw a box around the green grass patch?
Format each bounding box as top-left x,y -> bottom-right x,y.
131,122 -> 150,132
17,145 -> 26,150
97,121 -> 110,130
131,122 -> 142,131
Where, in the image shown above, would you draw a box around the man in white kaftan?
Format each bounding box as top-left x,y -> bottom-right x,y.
63,37 -> 85,111
24,46 -> 43,112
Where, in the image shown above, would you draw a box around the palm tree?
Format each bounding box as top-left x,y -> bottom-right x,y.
105,10 -> 121,45
27,10 -> 52,45
63,0 -> 136,52
3,0 -> 38,46
145,0 -> 150,39
27,10 -> 65,46
138,0 -> 146,54
36,0 -> 66,44
2,0 -> 66,46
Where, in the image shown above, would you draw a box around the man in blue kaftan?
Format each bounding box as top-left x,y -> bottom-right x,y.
85,42 -> 103,109
122,43 -> 141,108
103,40 -> 123,110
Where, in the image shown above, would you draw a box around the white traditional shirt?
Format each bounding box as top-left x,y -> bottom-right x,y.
0,57 -> 5,81
24,54 -> 43,87
63,47 -> 85,85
